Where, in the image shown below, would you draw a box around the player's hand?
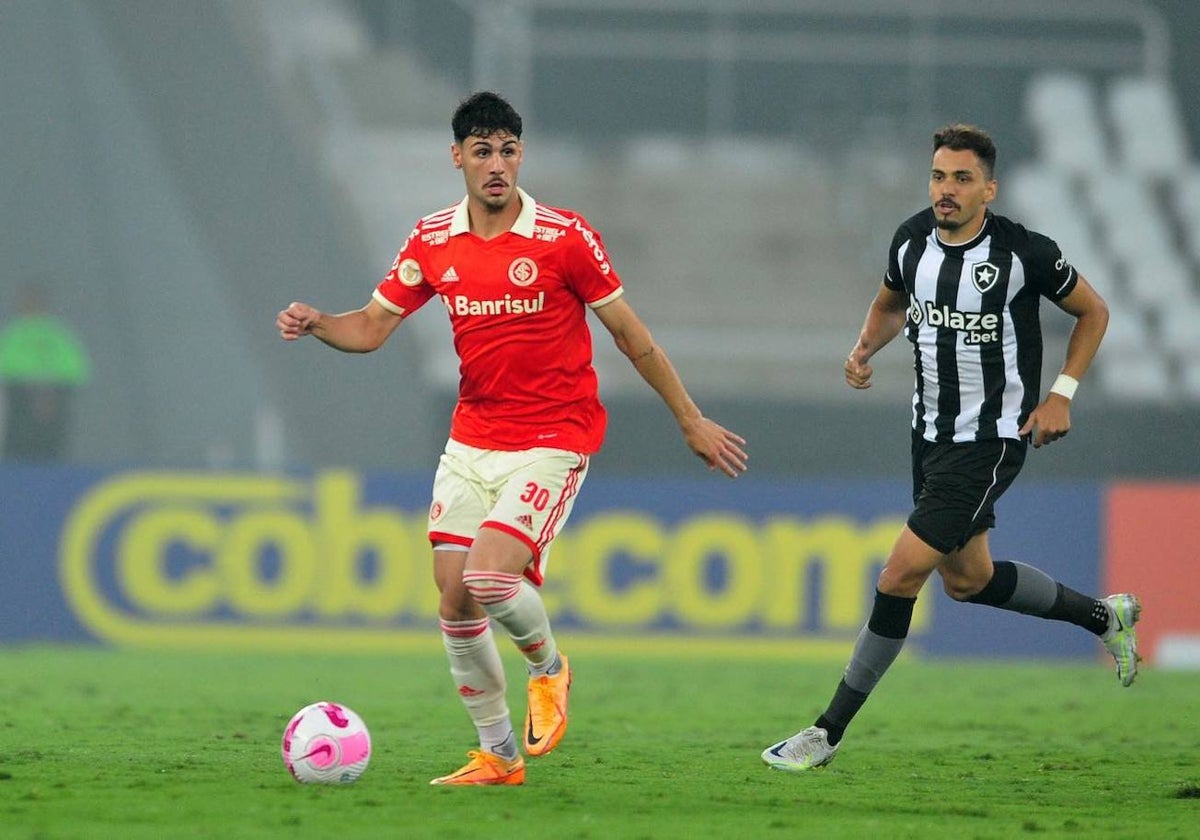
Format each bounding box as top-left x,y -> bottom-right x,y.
1018,394 -> 1071,448
277,302 -> 320,340
845,353 -> 874,389
681,417 -> 748,478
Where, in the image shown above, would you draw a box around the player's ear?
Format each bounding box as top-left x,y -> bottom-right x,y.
450,143 -> 463,169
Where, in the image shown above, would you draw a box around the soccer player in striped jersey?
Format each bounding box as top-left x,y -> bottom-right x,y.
763,123 -> 1139,773
277,91 -> 747,785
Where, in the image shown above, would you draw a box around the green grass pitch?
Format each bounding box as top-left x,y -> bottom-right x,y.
2,641 -> 1197,839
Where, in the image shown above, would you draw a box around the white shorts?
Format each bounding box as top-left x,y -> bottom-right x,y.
427,439 -> 590,585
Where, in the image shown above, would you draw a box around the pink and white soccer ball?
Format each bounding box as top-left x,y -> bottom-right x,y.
281,701 -> 371,784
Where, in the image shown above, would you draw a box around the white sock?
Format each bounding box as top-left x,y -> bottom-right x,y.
481,727 -> 518,760
463,572 -> 558,674
439,617 -> 513,751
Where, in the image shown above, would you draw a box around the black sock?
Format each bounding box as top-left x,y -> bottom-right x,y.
1045,584 -> 1109,635
966,560 -> 1019,606
815,680 -> 868,745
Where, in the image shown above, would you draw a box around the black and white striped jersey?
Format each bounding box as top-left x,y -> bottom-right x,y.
884,209 -> 1077,443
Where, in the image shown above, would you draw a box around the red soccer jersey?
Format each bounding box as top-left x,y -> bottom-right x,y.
373,188 -> 624,454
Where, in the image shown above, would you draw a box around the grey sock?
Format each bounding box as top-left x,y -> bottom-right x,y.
1001,561 -> 1059,615
843,626 -> 906,694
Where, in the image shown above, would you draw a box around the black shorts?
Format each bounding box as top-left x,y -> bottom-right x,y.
907,432 -> 1027,554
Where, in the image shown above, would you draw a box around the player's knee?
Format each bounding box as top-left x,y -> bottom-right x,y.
438,598 -> 481,623
437,581 -> 481,620
462,570 -> 523,607
877,563 -> 932,598
941,574 -> 985,602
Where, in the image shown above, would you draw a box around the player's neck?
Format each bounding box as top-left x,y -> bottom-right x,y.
937,211 -> 988,246
468,196 -> 521,241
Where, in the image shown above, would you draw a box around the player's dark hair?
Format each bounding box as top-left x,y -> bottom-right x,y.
933,123 -> 997,179
452,91 -> 523,143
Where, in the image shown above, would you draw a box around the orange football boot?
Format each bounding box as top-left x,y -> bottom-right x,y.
429,750 -> 525,786
524,653 -> 571,757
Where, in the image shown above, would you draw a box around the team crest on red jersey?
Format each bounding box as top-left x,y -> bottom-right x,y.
508,257 -> 538,287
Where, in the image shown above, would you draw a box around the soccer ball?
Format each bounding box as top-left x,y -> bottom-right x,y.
281,701 -> 371,784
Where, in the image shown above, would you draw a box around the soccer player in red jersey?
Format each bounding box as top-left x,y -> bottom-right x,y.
277,91 -> 747,785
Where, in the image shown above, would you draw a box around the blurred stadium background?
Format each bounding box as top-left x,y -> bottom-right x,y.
4,0 -> 1198,478
2,1 -> 1197,664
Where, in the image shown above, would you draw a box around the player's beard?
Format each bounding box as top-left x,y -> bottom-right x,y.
479,186 -> 514,212
933,197 -> 963,231
934,204 -> 972,232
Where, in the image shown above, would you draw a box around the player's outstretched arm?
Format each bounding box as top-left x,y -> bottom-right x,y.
276,299 -> 403,353
845,283 -> 909,389
594,297 -> 747,478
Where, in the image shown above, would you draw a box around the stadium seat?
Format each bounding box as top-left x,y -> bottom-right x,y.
1124,258 -> 1195,311
1106,75 -> 1192,178
1006,164 -> 1081,227
1076,264 -> 1123,307
1157,294 -> 1200,356
1172,167 -> 1200,263
1083,170 -> 1177,268
1098,305 -> 1152,355
1023,72 -> 1109,177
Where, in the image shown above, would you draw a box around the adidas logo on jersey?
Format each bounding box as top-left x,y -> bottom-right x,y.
440,266 -> 460,283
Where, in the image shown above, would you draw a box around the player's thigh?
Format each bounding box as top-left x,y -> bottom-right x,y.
427,441 -> 494,549
877,525 -> 945,597
467,526 -> 542,578
485,448 -> 590,583
908,437 -> 1025,554
938,531 -> 995,598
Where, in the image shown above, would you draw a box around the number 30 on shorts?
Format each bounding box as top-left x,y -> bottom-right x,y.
520,482 -> 550,511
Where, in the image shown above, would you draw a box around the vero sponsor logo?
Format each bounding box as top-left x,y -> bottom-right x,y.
572,219 -> 611,275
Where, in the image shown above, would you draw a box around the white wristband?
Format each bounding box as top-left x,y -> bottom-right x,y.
1049,374 -> 1079,400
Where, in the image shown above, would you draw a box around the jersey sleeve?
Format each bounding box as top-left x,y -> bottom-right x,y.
882,225 -> 908,292
563,214 -> 624,307
1023,230 -> 1078,302
373,223 -> 437,316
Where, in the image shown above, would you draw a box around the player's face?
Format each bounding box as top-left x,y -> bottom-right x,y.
453,132 -> 523,212
928,146 -> 996,243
